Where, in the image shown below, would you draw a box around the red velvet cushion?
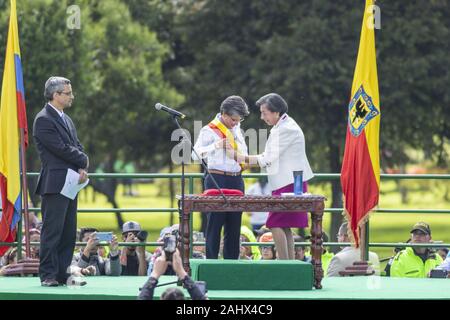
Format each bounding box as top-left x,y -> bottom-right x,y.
202,189 -> 244,196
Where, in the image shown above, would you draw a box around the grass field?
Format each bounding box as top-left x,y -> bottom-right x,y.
75,178 -> 450,265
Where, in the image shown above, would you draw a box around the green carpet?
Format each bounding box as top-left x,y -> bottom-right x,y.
190,259 -> 313,290
1,276 -> 450,300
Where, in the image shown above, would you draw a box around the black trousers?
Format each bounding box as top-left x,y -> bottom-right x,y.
39,194 -> 78,283
204,173 -> 244,259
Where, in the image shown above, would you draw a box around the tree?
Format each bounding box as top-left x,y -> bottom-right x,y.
168,0 -> 450,244
0,0 -> 183,228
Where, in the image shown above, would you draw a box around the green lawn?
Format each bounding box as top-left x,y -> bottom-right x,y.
76,179 -> 450,263
76,182 -> 198,242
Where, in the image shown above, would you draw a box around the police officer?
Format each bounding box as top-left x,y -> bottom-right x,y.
390,222 -> 443,278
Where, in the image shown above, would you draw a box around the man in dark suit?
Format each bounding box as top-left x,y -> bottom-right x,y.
33,76 -> 89,286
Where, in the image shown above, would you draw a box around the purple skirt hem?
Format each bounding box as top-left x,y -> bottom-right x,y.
265,182 -> 309,228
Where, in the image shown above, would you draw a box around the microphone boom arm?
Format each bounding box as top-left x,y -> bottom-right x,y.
172,116 -> 228,205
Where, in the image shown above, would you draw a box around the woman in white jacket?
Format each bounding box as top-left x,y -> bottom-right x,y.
227,93 -> 314,259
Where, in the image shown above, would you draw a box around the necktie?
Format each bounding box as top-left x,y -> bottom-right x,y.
61,114 -> 70,130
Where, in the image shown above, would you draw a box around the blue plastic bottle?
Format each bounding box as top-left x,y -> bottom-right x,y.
293,170 -> 303,195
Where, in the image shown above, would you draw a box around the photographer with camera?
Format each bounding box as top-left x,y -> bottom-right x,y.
147,225 -> 180,276
71,227 -> 121,276
120,221 -> 151,276
138,249 -> 207,300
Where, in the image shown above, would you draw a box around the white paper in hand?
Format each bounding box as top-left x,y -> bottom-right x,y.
60,168 -> 89,200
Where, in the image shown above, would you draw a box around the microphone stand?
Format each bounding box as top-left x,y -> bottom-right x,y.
171,115 -> 229,266
171,115 -> 228,205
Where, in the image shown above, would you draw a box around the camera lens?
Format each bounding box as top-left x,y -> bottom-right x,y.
136,231 -> 148,242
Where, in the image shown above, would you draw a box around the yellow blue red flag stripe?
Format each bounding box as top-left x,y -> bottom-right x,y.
0,0 -> 28,255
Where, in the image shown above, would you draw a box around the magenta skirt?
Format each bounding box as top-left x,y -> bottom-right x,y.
265,182 -> 308,228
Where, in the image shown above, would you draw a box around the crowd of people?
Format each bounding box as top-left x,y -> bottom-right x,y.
2,218 -> 448,289
1,78 -> 448,299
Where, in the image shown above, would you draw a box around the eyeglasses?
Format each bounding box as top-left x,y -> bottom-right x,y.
59,91 -> 74,97
224,114 -> 244,123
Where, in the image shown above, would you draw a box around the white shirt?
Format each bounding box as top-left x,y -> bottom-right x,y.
256,114 -> 314,191
246,182 -> 271,225
192,114 -> 248,172
437,257 -> 450,271
326,247 -> 380,277
48,103 -> 64,118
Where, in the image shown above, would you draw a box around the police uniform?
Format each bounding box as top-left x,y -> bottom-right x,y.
390,222 -> 443,278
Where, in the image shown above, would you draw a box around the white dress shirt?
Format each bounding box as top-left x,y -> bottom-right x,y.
437,257 -> 450,271
192,114 -> 248,173
48,103 -> 65,118
256,114 -> 314,191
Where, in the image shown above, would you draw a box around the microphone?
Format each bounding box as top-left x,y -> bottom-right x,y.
155,103 -> 186,119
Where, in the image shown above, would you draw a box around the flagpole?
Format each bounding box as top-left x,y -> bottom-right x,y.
2,129 -> 40,276
364,220 -> 370,260
359,221 -> 369,261
19,127 -> 30,259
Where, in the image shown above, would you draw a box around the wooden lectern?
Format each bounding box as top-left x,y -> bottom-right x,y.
177,194 -> 326,289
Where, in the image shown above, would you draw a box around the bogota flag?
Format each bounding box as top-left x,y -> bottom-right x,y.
340,0 -> 380,248
0,0 -> 28,255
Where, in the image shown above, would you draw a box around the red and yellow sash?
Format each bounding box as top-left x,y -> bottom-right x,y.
208,118 -> 245,170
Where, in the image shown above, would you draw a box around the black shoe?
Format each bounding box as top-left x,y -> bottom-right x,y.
41,279 -> 59,287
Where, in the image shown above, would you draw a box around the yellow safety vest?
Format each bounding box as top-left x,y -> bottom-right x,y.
390,247 -> 443,278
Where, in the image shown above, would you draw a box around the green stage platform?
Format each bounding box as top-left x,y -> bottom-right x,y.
1,276 -> 450,300
190,259 -> 313,290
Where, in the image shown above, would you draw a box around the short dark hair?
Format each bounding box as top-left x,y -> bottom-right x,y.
256,93 -> 288,115
79,227 -> 98,241
161,287 -> 185,300
220,95 -> 249,118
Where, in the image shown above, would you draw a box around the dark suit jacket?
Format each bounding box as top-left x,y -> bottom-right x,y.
33,104 -> 88,195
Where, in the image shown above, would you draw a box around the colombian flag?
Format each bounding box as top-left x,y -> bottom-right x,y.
340,0 -> 380,248
0,0 -> 28,256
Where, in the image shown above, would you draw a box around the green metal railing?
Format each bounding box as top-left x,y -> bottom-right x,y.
1,173 -> 449,257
